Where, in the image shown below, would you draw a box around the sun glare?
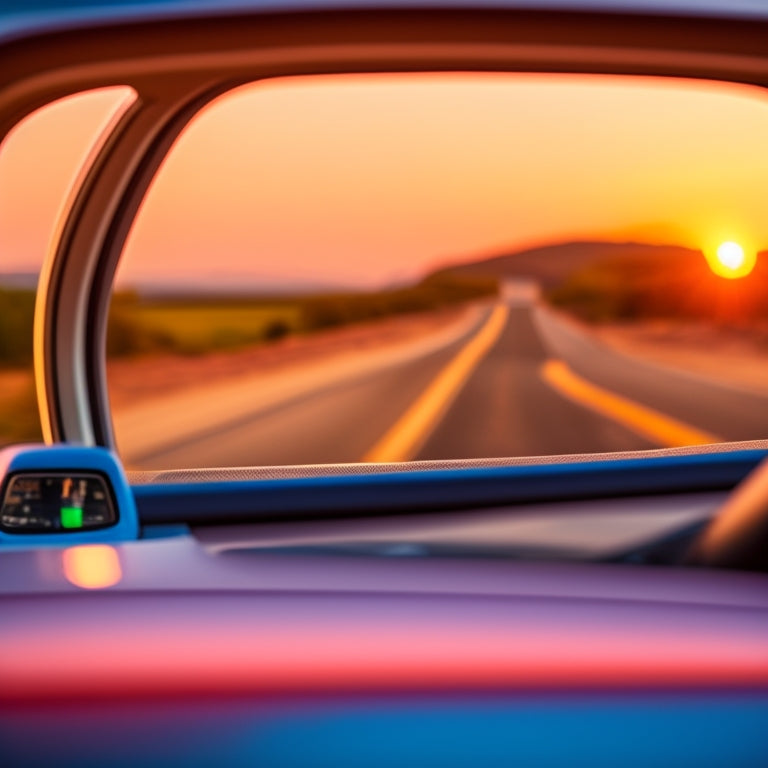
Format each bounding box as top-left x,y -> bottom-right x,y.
62,545 -> 122,589
708,241 -> 755,279
717,242 -> 745,270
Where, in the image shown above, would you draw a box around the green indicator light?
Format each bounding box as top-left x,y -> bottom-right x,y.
61,507 -> 83,529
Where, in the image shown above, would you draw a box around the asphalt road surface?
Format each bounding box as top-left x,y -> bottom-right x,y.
124,283 -> 768,469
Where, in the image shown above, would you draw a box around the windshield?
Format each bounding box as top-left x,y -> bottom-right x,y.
3,73 -> 768,471
107,73 -> 768,471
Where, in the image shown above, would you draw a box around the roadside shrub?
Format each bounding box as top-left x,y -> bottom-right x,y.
262,319 -> 292,342
299,273 -> 498,333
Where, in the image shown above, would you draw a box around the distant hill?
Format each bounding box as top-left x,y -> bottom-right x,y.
433,241 -> 705,289
432,240 -> 768,322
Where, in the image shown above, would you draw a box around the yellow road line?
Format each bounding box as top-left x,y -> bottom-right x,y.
363,303 -> 509,463
541,359 -> 719,448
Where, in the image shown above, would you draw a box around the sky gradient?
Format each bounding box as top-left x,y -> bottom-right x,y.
2,73 -> 767,288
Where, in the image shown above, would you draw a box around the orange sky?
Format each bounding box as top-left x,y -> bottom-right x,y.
0,87 -> 134,273
2,73 -> 767,288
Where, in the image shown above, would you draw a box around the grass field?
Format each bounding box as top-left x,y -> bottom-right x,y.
122,303 -> 302,355
106,273 -> 498,358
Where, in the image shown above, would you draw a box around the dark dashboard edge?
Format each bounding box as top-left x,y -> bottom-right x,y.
131,449 -> 766,526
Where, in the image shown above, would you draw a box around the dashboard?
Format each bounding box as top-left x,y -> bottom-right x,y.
3,507 -> 768,766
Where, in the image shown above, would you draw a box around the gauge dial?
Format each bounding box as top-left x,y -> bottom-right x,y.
0,473 -> 116,534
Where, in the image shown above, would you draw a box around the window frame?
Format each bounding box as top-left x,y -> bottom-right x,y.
3,5 -> 767,455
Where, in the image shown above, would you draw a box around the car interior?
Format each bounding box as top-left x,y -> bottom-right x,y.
1,1 -> 768,766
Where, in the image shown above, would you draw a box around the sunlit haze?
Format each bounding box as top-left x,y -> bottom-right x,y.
0,87 -> 134,273
2,74 -> 767,288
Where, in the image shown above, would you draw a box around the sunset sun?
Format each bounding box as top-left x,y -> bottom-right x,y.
709,241 -> 755,279
717,242 -> 745,270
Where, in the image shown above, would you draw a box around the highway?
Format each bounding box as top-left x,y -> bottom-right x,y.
118,283 -> 768,469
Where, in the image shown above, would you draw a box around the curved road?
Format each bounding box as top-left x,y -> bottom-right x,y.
122,283 -> 768,469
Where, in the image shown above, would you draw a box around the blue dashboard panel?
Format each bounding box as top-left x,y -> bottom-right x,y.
3,692 -> 768,767
0,445 -> 138,548
132,449 -> 768,525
